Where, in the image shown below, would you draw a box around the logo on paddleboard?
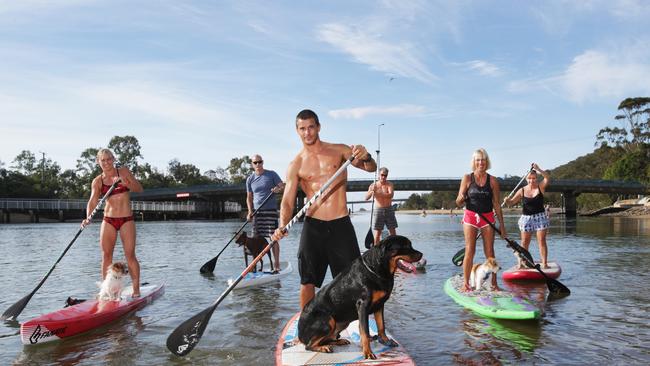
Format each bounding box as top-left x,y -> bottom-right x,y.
29,324 -> 67,344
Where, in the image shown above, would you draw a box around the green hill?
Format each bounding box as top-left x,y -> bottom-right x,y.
549,145 -> 625,179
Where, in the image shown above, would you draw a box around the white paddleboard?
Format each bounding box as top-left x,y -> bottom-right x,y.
276,312 -> 415,365
227,261 -> 293,290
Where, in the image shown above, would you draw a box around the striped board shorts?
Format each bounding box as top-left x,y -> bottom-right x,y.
518,212 -> 550,233
253,210 -> 279,238
373,206 -> 398,231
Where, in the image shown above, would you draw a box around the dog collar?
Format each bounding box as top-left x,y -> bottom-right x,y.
361,257 -> 382,279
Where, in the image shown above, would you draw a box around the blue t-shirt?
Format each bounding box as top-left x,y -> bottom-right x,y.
246,170 -> 283,210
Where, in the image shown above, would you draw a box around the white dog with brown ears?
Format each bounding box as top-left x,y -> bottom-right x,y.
469,257 -> 501,291
97,262 -> 129,301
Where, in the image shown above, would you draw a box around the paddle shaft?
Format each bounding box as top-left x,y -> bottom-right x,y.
167,156 -> 355,356
477,167 -> 532,239
199,191 -> 275,274
366,124 -> 383,248
1,179 -> 121,321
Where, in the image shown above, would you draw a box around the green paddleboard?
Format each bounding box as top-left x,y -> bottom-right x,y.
444,275 -> 541,320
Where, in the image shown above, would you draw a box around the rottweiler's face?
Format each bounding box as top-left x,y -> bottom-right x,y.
380,235 -> 423,274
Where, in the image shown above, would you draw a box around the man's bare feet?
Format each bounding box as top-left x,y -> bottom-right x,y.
460,283 -> 473,293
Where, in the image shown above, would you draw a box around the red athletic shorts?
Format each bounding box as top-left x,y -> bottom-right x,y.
462,209 -> 495,229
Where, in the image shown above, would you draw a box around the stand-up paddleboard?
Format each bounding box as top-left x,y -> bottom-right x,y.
502,262 -> 561,282
21,283 -> 164,345
276,312 -> 415,365
444,275 -> 540,320
227,261 -> 292,290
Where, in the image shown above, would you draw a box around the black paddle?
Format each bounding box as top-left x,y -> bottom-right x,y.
167,156 -> 355,356
1,179 -> 122,321
199,191 -> 275,274
475,211 -> 570,297
452,167 -> 533,266
365,124 -> 384,249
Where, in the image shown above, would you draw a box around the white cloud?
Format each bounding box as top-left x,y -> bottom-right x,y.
317,23 -> 437,84
509,44 -> 650,103
328,104 -> 426,120
458,60 -> 502,77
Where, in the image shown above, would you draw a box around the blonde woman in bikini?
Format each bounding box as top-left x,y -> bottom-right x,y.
82,149 -> 143,297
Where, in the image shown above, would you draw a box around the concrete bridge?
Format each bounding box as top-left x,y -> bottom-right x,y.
130,178 -> 649,217
0,198 -> 241,223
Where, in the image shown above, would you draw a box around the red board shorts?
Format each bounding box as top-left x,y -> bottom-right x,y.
462,209 -> 495,229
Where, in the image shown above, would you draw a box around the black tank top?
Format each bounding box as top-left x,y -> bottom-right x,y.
466,173 -> 493,213
522,187 -> 545,215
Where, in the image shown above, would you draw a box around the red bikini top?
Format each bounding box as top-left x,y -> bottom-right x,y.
100,171 -> 130,196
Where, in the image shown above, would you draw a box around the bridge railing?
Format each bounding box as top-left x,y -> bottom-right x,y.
0,199 -> 241,213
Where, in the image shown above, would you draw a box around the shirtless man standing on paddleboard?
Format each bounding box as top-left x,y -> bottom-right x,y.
271,109 -> 377,309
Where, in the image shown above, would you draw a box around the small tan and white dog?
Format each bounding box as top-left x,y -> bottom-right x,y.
469,257 -> 501,291
97,262 -> 129,301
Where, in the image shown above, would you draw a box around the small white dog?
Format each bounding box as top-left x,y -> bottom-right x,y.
97,262 -> 129,301
469,257 -> 501,291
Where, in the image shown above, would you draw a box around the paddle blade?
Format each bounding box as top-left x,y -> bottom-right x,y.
1,292 -> 34,321
536,264 -> 571,297
364,229 -> 374,249
452,248 -> 465,266
199,256 -> 217,274
166,305 -> 216,356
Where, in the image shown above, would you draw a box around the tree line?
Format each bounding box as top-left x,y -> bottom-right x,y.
401,97 -> 650,211
0,135 -> 254,199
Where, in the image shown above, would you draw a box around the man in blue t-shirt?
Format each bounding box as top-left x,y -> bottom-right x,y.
246,154 -> 285,273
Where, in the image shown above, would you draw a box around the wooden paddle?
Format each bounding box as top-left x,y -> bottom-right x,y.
167,156 -> 355,356
199,191 -> 275,274
475,211 -> 571,296
1,179 -> 122,321
452,167 -> 532,266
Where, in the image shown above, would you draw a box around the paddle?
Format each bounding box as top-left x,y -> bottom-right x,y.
365,123 -> 384,249
166,156 -> 355,356
452,167 -> 533,266
1,179 -> 121,321
475,211 -> 570,297
199,191 -> 275,274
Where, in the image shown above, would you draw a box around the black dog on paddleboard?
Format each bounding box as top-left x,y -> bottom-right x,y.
298,235 -> 422,359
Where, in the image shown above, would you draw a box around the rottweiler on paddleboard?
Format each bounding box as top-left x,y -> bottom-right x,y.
298,235 -> 422,359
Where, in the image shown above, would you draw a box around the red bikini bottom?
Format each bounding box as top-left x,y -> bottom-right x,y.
103,215 -> 134,231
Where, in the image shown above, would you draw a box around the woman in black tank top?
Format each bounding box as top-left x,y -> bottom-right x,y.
455,148 -> 507,292
504,163 -> 551,268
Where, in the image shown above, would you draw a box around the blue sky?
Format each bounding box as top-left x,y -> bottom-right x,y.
2,1 -> 650,187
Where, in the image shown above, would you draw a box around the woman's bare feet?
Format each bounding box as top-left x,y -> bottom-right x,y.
461,283 -> 473,293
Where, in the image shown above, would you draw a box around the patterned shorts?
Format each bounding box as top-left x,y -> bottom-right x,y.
252,210 -> 279,238
518,212 -> 550,233
373,206 -> 398,231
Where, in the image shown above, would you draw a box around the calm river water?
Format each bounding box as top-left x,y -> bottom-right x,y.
1,213 -> 649,365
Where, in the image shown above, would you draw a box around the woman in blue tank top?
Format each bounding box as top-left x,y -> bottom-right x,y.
455,148 -> 507,292
504,163 -> 551,268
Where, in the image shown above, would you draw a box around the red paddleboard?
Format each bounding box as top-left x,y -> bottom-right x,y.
21,283 -> 164,345
502,262 -> 561,282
